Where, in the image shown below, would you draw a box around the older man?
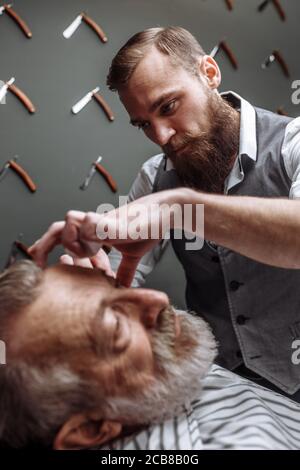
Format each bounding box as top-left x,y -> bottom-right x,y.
1,257 -> 300,450
0,256 -> 216,449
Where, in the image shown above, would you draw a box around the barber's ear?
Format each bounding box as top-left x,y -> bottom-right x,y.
53,413 -> 122,450
198,55 -> 221,89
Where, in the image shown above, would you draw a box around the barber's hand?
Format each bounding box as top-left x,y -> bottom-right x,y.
93,189 -> 184,286
28,210 -> 104,268
59,249 -> 116,278
28,207 -> 161,286
29,189 -> 187,287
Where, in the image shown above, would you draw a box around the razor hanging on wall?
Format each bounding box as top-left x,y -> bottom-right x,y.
258,0 -> 286,21
63,12 -> 107,43
80,156 -> 117,193
0,156 -> 37,192
0,77 -> 36,113
72,87 -> 114,122
210,40 -> 238,69
262,50 -> 290,78
0,3 -> 32,37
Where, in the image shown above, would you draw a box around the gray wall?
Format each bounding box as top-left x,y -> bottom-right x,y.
0,0 -> 299,308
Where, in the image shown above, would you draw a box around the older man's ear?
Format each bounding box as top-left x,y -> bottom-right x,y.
53,412 -> 122,450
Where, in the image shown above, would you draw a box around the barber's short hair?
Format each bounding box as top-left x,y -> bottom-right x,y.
107,26 -> 205,91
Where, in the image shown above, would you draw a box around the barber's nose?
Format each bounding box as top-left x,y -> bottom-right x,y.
116,288 -> 169,328
149,123 -> 176,147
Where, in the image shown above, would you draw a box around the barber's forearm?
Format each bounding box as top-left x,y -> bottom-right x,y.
177,188 -> 300,269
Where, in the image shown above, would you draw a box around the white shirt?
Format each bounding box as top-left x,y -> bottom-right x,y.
109,92 -> 300,286
102,364 -> 300,450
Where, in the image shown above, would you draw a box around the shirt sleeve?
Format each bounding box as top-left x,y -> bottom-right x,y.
282,117 -> 300,199
109,153 -> 170,287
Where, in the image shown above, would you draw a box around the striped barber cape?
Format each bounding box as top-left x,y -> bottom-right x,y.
102,365 -> 300,450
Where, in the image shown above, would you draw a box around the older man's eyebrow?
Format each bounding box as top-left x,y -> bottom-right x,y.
105,273 -> 118,287
93,267 -> 118,287
96,298 -> 106,322
130,89 -> 178,126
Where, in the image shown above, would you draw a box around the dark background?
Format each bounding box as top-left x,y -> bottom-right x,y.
0,0 -> 299,308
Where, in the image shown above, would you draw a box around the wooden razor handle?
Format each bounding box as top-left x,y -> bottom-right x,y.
93,93 -> 114,121
82,13 -> 107,43
7,83 -> 36,113
9,160 -> 37,192
258,0 -> 269,12
277,107 -> 288,116
272,0 -> 286,21
94,163 -> 117,193
15,240 -> 33,259
225,0 -> 234,11
220,41 -> 238,69
4,4 -> 32,38
273,50 -> 290,78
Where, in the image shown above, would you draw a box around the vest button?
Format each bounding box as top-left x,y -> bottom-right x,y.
211,255 -> 219,263
236,315 -> 248,325
230,280 -> 243,291
236,350 -> 243,358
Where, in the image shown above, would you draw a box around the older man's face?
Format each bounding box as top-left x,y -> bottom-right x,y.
9,264 -> 167,391
9,264 -> 216,424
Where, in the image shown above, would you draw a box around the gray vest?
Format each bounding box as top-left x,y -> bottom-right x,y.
153,107 -> 300,394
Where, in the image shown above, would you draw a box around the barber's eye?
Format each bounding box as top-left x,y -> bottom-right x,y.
161,100 -> 176,115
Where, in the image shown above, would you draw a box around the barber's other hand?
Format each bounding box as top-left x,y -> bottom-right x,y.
29,189 -> 188,286
94,189 -> 186,286
28,210 -> 104,268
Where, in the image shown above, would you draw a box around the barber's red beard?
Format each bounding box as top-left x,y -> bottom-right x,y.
164,93 -> 240,194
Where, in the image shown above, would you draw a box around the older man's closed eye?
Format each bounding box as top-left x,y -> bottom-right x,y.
0,260 -> 216,449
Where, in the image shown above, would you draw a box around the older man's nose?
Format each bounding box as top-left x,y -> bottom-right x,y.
138,289 -> 169,327
116,288 -> 169,328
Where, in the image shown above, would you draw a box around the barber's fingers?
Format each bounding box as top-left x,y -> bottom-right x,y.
116,254 -> 141,287
28,221 -> 66,268
60,248 -> 115,276
61,211 -> 103,257
61,210 -> 89,257
60,254 -> 74,265
78,212 -> 105,256
60,254 -> 94,268
73,258 -> 94,268
60,250 -> 115,276
90,249 -> 116,278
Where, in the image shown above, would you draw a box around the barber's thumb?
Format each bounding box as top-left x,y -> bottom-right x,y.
90,249 -> 116,278
59,254 -> 74,265
116,255 -> 141,287
80,239 -> 103,257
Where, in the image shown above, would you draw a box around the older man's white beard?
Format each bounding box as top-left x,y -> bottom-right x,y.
106,309 -> 217,426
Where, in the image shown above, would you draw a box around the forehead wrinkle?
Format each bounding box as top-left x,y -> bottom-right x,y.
42,265 -> 116,309
9,266 -> 115,358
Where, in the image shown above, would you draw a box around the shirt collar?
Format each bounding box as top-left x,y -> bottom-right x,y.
221,90 -> 257,162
